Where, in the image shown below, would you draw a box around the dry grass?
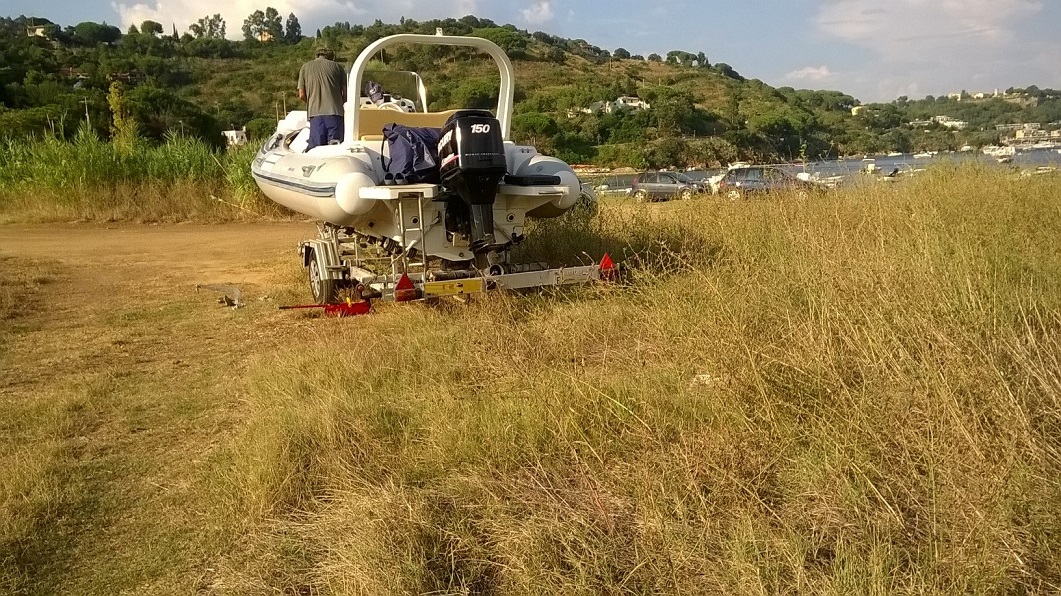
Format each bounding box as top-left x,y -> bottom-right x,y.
2,165 -> 1060,594
218,166 -> 1061,593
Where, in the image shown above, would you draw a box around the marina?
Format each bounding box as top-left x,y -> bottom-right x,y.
580,148 -> 1061,194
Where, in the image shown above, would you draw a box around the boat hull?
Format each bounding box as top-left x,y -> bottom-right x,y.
251,127 -> 581,263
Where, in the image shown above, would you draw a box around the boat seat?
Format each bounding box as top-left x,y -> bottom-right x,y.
356,108 -> 464,140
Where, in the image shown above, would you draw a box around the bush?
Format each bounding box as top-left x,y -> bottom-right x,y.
0,129 -> 278,222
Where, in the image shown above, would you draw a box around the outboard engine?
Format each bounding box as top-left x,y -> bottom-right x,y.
438,110 -> 507,256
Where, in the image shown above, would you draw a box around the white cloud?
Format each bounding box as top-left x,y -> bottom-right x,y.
813,0 -> 1061,99
785,66 -> 833,82
521,1 -> 555,25
111,0 -> 482,39
456,0 -> 479,16
816,0 -> 1041,59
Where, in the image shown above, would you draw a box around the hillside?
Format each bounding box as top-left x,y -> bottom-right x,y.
2,13 -> 1061,167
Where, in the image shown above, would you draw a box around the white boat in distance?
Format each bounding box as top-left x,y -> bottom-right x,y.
982,145 -> 1016,158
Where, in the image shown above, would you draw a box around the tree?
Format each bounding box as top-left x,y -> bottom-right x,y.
613,47 -> 630,59
714,62 -> 743,80
666,50 -> 696,65
651,89 -> 700,135
242,8 -> 281,41
70,21 -> 122,46
125,84 -> 221,144
140,20 -> 163,36
242,10 -> 264,40
190,14 -> 225,39
696,51 -> 708,67
450,78 -> 498,110
264,8 -> 283,41
107,81 -> 139,149
471,27 -> 527,57
284,13 -> 302,43
747,110 -> 804,157
512,112 -> 559,147
644,137 -> 686,169
647,53 -> 662,62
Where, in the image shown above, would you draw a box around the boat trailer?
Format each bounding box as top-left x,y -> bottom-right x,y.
285,187 -> 616,316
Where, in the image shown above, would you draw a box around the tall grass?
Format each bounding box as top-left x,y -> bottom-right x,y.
0,128 -> 286,222
210,166 -> 1061,593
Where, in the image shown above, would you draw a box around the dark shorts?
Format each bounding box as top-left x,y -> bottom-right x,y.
308,115 -> 344,149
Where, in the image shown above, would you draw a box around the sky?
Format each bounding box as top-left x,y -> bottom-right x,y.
5,0 -> 1061,103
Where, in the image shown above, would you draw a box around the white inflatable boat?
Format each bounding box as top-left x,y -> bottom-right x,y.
252,32 -> 608,305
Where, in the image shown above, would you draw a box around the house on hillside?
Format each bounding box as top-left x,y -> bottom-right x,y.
222,128 -> 248,147
257,31 -> 274,43
568,95 -> 651,118
26,25 -> 48,37
932,116 -> 967,130
110,71 -> 146,84
614,96 -> 650,111
1015,128 -> 1049,141
996,123 -> 1041,132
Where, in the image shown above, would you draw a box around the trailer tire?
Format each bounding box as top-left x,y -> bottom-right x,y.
307,254 -> 338,304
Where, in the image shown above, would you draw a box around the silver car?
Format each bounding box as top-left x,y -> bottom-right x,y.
630,171 -> 706,201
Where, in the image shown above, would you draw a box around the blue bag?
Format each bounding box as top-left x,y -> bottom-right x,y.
381,123 -> 442,184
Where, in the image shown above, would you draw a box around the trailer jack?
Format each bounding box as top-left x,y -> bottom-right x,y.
278,297 -> 372,317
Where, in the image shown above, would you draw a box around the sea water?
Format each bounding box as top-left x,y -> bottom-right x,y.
583,148 -> 1061,192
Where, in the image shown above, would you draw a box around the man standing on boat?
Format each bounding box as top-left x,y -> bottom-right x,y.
297,46 -> 347,149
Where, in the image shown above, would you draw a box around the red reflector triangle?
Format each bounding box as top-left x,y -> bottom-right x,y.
599,253 -> 615,271
394,273 -> 418,302
396,273 -> 415,291
598,253 -> 617,281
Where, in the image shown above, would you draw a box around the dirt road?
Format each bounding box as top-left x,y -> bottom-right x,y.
1,221 -> 322,399
1,222 -> 317,295
0,222 -> 323,594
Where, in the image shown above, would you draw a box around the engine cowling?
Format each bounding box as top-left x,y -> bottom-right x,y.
438,110 -> 507,253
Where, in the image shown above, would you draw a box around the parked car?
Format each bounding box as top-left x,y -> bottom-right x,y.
630,171 -> 707,201
717,165 -> 817,199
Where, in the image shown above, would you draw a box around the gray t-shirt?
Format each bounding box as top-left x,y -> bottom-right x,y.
297,57 -> 347,118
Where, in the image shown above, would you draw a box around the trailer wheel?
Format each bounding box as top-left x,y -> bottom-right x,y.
307,256 -> 338,304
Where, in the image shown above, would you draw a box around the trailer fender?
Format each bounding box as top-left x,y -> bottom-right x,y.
299,240 -> 345,280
